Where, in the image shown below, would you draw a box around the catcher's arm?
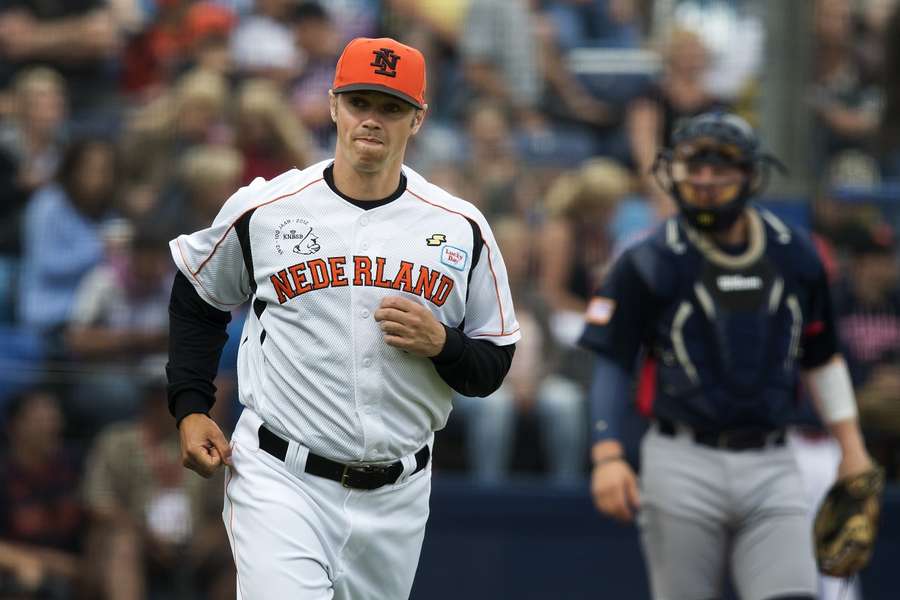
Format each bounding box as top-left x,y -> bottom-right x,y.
803,354 -> 873,478
804,355 -> 884,578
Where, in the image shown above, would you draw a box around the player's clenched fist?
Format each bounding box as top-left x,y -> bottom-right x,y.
178,413 -> 232,478
591,457 -> 641,523
374,296 -> 447,357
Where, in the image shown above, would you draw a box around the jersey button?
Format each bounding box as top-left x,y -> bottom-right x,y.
360,309 -> 370,319
362,358 -> 372,368
361,242 -> 369,251
360,216 -> 370,227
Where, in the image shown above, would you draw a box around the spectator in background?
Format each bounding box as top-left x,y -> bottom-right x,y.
627,28 -> 728,218
459,0 -> 543,126
878,2 -> 900,178
810,0 -> 882,181
0,67 -> 68,323
235,78 -> 313,184
120,68 -> 230,220
289,2 -> 344,153
0,387 -> 87,599
454,218 -> 587,483
120,0 -> 237,98
164,144 -> 245,236
541,0 -> 642,51
831,221 -> 900,477
381,0 -> 468,121
0,0 -> 119,131
83,363 -> 234,600
537,159 -> 632,321
17,138 -> 118,338
64,226 -> 173,438
230,0 -> 302,83
533,5 -> 618,159
461,100 -> 531,219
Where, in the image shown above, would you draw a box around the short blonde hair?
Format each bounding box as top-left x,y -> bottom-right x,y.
130,68 -> 229,134
179,144 -> 244,193
13,66 -> 66,103
545,158 -> 633,219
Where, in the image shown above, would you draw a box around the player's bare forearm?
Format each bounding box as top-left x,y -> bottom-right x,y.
827,418 -> 873,479
374,296 -> 446,357
178,413 -> 232,478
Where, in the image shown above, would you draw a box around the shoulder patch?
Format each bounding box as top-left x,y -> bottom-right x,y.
586,297 -> 616,325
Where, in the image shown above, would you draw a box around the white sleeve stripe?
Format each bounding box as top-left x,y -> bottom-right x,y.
406,188 -> 511,336
174,238 -> 243,309
192,177 -> 325,277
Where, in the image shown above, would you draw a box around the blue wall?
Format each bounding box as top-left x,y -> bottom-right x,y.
411,477 -> 900,600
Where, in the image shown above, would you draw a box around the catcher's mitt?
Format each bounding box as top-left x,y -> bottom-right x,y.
813,466 -> 885,578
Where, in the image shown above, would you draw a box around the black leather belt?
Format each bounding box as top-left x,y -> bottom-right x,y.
657,418 -> 786,451
258,424 -> 430,490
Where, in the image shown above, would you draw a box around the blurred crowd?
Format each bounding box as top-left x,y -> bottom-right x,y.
0,0 -> 898,598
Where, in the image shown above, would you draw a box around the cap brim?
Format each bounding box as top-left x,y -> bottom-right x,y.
333,83 -> 423,109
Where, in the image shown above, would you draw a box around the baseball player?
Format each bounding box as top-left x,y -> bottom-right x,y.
580,113 -> 875,600
166,37 -> 520,600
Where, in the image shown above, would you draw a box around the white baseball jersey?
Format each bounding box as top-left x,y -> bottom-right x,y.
170,159 -> 520,463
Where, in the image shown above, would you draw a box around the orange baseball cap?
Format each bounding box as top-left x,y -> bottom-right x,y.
332,37 -> 426,109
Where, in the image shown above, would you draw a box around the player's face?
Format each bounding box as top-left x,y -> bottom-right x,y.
331,91 -> 425,173
674,161 -> 747,209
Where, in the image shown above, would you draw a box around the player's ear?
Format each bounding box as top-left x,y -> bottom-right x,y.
410,105 -> 427,135
328,90 -> 338,123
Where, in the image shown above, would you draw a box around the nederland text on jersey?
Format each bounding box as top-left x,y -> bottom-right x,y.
270,255 -> 455,306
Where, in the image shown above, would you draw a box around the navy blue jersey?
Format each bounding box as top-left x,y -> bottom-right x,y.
580,207 -> 838,431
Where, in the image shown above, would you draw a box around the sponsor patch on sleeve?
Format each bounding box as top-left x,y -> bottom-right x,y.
586,297 -> 616,325
440,245 -> 468,271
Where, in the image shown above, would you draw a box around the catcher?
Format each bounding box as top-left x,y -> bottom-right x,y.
580,112 -> 883,600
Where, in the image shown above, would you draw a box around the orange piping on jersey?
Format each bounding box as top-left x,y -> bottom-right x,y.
191,177 -> 325,277
406,188 -> 509,336
224,467 -> 246,599
176,238 -> 238,308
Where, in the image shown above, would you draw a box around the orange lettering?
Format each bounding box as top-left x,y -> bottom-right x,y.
431,275 -> 454,306
413,266 -> 440,298
308,258 -> 330,290
289,263 -> 312,294
373,257 -> 393,288
329,257 -> 348,287
270,269 -> 296,304
353,256 -> 373,286
392,261 -> 415,292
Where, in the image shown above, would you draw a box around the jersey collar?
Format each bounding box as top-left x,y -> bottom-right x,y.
323,163 -> 407,210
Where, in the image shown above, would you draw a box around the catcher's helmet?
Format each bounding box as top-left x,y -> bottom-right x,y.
653,112 -> 785,232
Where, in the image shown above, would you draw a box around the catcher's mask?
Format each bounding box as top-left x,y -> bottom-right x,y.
653,112 -> 786,232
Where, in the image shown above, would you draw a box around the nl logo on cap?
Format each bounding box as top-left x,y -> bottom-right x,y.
371,48 -> 400,77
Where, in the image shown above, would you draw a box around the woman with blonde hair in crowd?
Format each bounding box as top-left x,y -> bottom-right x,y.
119,68 -> 231,220
176,143 -> 245,234
627,28 -> 729,217
234,78 -> 314,184
537,158 -> 633,384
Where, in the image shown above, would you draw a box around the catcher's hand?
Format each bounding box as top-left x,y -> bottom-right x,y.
813,465 -> 885,578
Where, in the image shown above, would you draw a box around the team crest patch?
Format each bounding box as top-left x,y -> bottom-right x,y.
586,297 -> 616,325
426,234 -> 446,246
440,246 -> 468,271
275,218 -> 321,256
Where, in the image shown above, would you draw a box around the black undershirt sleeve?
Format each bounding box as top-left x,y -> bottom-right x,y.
429,325 -> 515,397
166,271 -> 232,427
